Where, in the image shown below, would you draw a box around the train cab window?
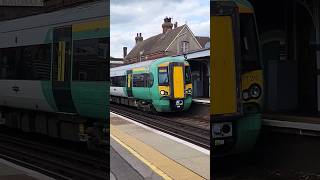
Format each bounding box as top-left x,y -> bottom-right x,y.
73,38 -> 108,81
185,66 -> 192,84
240,14 -> 260,72
158,67 -> 169,86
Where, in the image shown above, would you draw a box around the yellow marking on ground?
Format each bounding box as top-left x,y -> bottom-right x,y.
110,125 -> 205,180
72,18 -> 108,32
111,134 -> 172,180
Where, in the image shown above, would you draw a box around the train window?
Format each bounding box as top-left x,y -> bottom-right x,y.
240,14 -> 261,71
73,38 -> 108,81
111,76 -> 126,87
185,66 -> 192,84
132,74 -> 145,87
146,73 -> 154,87
131,73 -> 153,87
158,67 -> 169,86
0,44 -> 51,80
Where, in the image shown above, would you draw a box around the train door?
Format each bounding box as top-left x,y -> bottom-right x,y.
126,70 -> 133,97
211,1 -> 242,149
211,1 -> 241,116
169,62 -> 185,99
52,26 -> 76,113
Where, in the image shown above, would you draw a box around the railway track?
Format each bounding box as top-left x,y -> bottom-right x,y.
0,128 -> 108,180
110,104 -> 210,149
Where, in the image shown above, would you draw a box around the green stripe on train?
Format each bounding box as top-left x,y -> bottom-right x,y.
41,81 -> 58,111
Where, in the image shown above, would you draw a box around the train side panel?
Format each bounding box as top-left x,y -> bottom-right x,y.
0,80 -> 56,112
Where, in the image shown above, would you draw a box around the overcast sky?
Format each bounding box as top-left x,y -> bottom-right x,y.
110,0 -> 210,58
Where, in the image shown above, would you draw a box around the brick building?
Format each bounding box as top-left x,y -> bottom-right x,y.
124,17 -> 209,64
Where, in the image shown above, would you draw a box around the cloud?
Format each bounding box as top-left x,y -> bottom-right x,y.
110,0 -> 209,58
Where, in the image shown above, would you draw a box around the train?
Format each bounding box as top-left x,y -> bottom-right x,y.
211,0 -> 263,154
0,0 -> 109,147
110,56 -> 193,113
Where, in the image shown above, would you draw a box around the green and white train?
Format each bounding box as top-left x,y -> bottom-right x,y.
0,0 -> 109,145
110,56 -> 193,112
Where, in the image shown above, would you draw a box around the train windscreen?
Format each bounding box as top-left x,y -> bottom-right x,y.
240,14 -> 261,72
185,66 -> 192,84
158,67 -> 169,85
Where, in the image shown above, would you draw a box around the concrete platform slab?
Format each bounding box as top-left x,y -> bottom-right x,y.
110,112 -> 210,180
0,158 -> 54,180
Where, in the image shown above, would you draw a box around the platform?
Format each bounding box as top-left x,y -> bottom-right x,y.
0,158 -> 54,180
110,112 -> 210,180
192,98 -> 210,105
262,113 -> 320,136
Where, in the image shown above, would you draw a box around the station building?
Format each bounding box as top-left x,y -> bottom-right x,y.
248,0 -> 320,115
124,17 -> 210,99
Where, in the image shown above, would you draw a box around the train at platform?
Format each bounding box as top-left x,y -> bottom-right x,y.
0,1 -> 109,148
110,56 -> 193,113
211,0 -> 263,154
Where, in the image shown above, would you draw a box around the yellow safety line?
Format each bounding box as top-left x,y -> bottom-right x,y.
110,133 -> 173,180
110,125 -> 205,180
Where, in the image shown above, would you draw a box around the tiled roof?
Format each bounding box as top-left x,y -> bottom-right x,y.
195,36 -> 210,48
125,25 -> 186,60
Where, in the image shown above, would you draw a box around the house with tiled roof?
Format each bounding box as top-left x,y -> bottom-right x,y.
124,17 -> 208,64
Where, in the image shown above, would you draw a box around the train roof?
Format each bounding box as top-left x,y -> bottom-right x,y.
211,0 -> 254,13
0,0 -> 108,33
110,56 -> 185,76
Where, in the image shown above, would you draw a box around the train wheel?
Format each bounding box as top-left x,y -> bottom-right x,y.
150,105 -> 158,115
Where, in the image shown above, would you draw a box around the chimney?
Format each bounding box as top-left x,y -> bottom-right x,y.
135,33 -> 143,44
174,22 -> 178,29
123,47 -> 127,58
162,17 -> 173,33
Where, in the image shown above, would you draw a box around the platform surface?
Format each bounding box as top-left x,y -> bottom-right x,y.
0,158 -> 54,180
192,98 -> 210,105
110,112 -> 210,180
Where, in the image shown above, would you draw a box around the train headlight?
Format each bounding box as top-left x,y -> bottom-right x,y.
242,91 -> 250,101
212,122 -> 232,138
249,84 -> 261,99
186,88 -> 192,95
160,90 -> 165,95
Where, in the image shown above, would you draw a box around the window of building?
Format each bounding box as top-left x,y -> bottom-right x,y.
73,38 -> 108,81
180,41 -> 189,53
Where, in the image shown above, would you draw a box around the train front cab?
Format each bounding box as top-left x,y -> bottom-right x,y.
153,59 -> 192,112
211,0 -> 263,155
